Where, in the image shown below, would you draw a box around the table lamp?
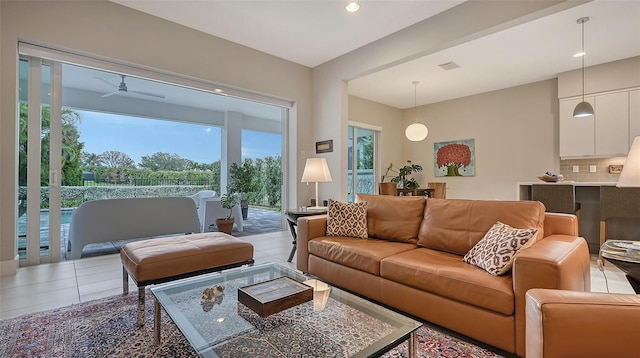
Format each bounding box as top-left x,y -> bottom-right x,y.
301,158 -> 332,210
617,136 -> 640,187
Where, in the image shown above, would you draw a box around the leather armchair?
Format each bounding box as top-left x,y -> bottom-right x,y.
526,288 -> 640,358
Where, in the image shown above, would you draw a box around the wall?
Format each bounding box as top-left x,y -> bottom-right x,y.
558,56 -> 640,99
347,95 -> 404,183
311,1 -> 579,203
0,1 -> 311,273
560,157 -> 626,182
402,79 -> 560,200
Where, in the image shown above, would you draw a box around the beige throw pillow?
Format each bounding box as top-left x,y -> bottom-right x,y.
463,221 -> 538,275
326,199 -> 368,239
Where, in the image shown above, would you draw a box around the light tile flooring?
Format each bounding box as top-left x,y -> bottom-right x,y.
0,230 -> 635,319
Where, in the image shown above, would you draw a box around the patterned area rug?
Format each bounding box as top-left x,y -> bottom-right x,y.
0,292 -> 505,358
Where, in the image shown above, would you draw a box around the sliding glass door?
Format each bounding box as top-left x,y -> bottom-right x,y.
18,57 -> 64,265
17,44 -> 290,265
347,125 -> 378,202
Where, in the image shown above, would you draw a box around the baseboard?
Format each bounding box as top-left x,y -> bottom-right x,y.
0,255 -> 18,276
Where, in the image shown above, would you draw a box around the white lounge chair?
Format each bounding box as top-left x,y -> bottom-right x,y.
189,190 -> 217,229
201,197 -> 243,233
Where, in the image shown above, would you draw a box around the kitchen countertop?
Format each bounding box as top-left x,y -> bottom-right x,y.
517,181 -> 618,186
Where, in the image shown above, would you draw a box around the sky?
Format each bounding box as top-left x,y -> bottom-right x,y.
77,111 -> 281,165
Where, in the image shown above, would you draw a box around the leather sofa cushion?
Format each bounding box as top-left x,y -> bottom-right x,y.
418,199 -> 545,256
356,194 -> 425,243
308,236 -> 416,275
380,248 -> 514,315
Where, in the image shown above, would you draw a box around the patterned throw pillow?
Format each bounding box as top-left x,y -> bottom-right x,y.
326,199 -> 368,239
463,221 -> 538,276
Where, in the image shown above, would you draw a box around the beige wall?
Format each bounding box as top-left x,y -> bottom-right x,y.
349,80 -> 563,201
312,1 -> 579,202
558,56 -> 640,99
348,95 -> 404,182
0,1 -> 311,271
398,79 -> 560,200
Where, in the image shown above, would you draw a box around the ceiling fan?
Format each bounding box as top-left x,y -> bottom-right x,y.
95,74 -> 165,99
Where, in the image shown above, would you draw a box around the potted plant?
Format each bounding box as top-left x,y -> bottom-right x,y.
379,163 -> 399,195
228,161 -> 258,219
381,160 -> 423,190
215,192 -> 239,235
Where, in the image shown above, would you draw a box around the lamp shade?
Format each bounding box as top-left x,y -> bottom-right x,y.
573,101 -> 594,118
617,136 -> 640,187
405,123 -> 428,141
301,158 -> 332,183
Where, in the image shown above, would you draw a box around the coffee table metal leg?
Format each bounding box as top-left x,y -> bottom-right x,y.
137,286 -> 145,327
122,267 -> 129,295
408,331 -> 416,358
154,298 -> 161,345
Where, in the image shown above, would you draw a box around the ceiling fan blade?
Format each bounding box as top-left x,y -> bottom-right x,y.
129,90 -> 166,99
94,76 -> 118,88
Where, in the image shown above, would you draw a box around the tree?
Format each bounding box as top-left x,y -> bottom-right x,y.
436,144 -> 471,176
228,159 -> 259,198
140,152 -> 192,171
359,135 -> 374,170
82,152 -> 101,167
264,156 -> 282,206
18,103 -> 84,188
98,150 -> 136,169
98,150 -> 136,182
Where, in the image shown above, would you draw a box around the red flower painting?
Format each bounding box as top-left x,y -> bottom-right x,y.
435,139 -> 475,176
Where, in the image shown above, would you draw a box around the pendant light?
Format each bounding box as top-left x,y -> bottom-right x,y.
573,17 -> 594,118
405,81 -> 428,141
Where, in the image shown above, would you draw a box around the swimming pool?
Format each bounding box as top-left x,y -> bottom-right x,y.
17,209 -> 74,259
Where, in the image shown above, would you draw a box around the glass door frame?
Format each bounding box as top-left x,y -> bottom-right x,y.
20,56 -> 63,265
347,121 -> 381,202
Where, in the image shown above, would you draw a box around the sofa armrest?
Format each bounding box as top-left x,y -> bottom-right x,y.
526,289 -> 640,358
543,212 -> 578,237
296,215 -> 327,273
512,235 -> 591,356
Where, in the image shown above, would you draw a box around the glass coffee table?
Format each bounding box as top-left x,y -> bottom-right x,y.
600,240 -> 640,293
151,263 -> 422,357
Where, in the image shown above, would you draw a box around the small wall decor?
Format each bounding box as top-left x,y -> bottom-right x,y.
609,165 -> 623,174
434,138 -> 476,177
315,140 -> 333,153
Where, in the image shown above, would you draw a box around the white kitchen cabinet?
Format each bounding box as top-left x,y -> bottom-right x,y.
594,91 -> 629,156
560,97 -> 595,157
630,89 -> 640,144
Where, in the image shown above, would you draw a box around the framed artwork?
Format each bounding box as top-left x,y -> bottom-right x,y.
434,138 -> 475,177
315,140 -> 333,153
609,165 -> 623,174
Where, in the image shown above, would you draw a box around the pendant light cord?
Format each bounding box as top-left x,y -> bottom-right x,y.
581,19 -> 585,102
413,80 -> 419,123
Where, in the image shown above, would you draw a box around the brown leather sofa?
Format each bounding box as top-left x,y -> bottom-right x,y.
296,194 -> 591,357
526,289 -> 640,358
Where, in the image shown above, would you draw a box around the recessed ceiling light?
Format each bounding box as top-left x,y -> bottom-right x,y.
214,88 -> 224,93
346,2 -> 360,12
573,51 -> 586,58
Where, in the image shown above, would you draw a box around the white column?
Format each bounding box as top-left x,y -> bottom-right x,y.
221,111 -> 243,194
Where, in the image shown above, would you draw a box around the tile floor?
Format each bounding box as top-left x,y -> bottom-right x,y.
0,230 -> 634,319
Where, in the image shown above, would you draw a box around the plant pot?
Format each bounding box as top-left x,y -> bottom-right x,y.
378,182 -> 398,196
215,218 -> 234,235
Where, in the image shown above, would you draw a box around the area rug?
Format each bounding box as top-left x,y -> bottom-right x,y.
0,292 -> 505,358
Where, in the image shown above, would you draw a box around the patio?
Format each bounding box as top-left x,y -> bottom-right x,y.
65,207 -> 284,259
